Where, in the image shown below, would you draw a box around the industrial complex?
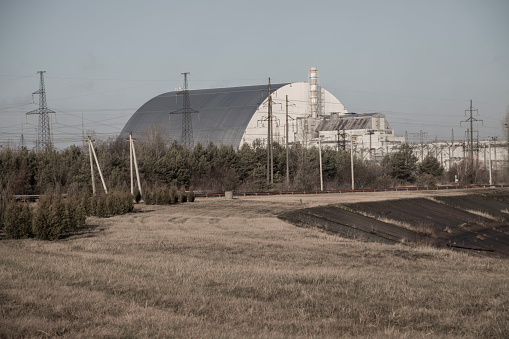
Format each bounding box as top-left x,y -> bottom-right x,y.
120,67 -> 506,170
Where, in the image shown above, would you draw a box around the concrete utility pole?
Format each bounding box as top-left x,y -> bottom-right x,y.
350,137 -> 355,190
488,139 -> 493,185
286,95 -> 290,186
318,136 -> 323,191
89,138 -> 96,196
129,133 -> 142,197
420,130 -> 424,161
368,130 -> 374,161
88,136 -> 108,195
266,78 -> 274,184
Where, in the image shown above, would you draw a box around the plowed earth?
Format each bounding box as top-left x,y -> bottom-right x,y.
279,190 -> 509,259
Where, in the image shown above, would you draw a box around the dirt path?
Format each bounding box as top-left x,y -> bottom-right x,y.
212,187 -> 483,210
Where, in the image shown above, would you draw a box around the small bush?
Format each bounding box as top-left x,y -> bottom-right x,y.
187,190 -> 195,202
142,186 -> 195,205
170,186 -> 178,204
179,186 -> 187,203
116,191 -> 133,215
417,173 -> 437,187
4,201 -> 32,239
144,190 -> 153,205
94,195 -> 109,218
158,187 -> 171,205
32,194 -> 68,240
87,191 -> 133,217
0,190 -> 15,231
32,194 -> 53,240
68,196 -> 86,229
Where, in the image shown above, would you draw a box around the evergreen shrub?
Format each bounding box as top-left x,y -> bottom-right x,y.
187,190 -> 195,202
142,186 -> 194,205
179,186 -> 187,203
32,194 -> 68,240
143,190 -> 153,205
4,201 -> 32,239
170,186 -> 178,204
94,195 -> 109,218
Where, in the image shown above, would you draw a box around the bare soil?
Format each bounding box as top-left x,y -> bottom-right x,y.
279,188 -> 509,258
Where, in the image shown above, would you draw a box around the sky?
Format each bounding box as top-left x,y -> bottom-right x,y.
1,0 -> 508,149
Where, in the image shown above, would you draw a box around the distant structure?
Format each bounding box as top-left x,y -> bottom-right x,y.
309,67 -> 323,118
122,67 -> 505,171
18,123 -> 26,150
121,67 -> 349,148
314,112 -> 405,160
26,71 -> 55,151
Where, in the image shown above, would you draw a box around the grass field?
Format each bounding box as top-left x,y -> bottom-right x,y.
1,190 -> 508,337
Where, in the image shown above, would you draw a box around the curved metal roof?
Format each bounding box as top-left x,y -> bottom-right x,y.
121,83 -> 289,147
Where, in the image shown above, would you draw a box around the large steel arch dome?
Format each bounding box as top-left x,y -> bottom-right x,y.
120,80 -> 348,148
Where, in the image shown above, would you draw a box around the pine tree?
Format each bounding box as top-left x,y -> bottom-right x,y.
419,154 -> 444,177
385,144 -> 418,182
4,201 -> 32,239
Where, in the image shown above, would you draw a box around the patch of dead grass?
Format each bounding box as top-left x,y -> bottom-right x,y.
1,194 -> 508,337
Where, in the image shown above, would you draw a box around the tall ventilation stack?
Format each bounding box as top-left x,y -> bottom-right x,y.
309,67 -> 321,118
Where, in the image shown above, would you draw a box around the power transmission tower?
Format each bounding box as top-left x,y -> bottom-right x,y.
337,119 -> 347,151
461,99 -> 482,168
19,133 -> 26,150
26,71 -> 55,151
170,72 -> 198,149
19,120 -> 26,150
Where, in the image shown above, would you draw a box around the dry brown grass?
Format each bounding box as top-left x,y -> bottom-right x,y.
1,192 -> 509,338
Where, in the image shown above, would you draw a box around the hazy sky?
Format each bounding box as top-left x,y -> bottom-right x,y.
1,0 -> 508,149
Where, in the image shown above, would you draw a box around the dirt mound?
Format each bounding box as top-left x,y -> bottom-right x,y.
279,191 -> 509,259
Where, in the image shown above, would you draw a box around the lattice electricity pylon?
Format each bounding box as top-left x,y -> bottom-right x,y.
170,72 -> 199,149
26,71 -> 55,151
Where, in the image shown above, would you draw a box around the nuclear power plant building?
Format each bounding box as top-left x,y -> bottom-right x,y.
120,68 -> 402,151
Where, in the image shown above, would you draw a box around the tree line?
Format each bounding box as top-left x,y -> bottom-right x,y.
0,133 -> 499,198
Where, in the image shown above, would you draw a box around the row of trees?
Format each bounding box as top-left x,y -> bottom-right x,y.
0,133 -> 499,197
1,190 -> 133,240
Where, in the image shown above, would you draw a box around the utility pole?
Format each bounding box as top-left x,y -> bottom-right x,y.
318,136 -> 323,191
89,138 -> 96,196
81,113 -> 87,154
170,72 -> 198,149
488,139 -> 493,185
368,130 -> 374,161
88,136 -> 108,195
26,71 -> 55,151
286,95 -> 290,186
420,130 -> 424,161
130,135 -> 134,195
129,133 -> 142,198
266,78 -> 273,184
350,137 -> 355,191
